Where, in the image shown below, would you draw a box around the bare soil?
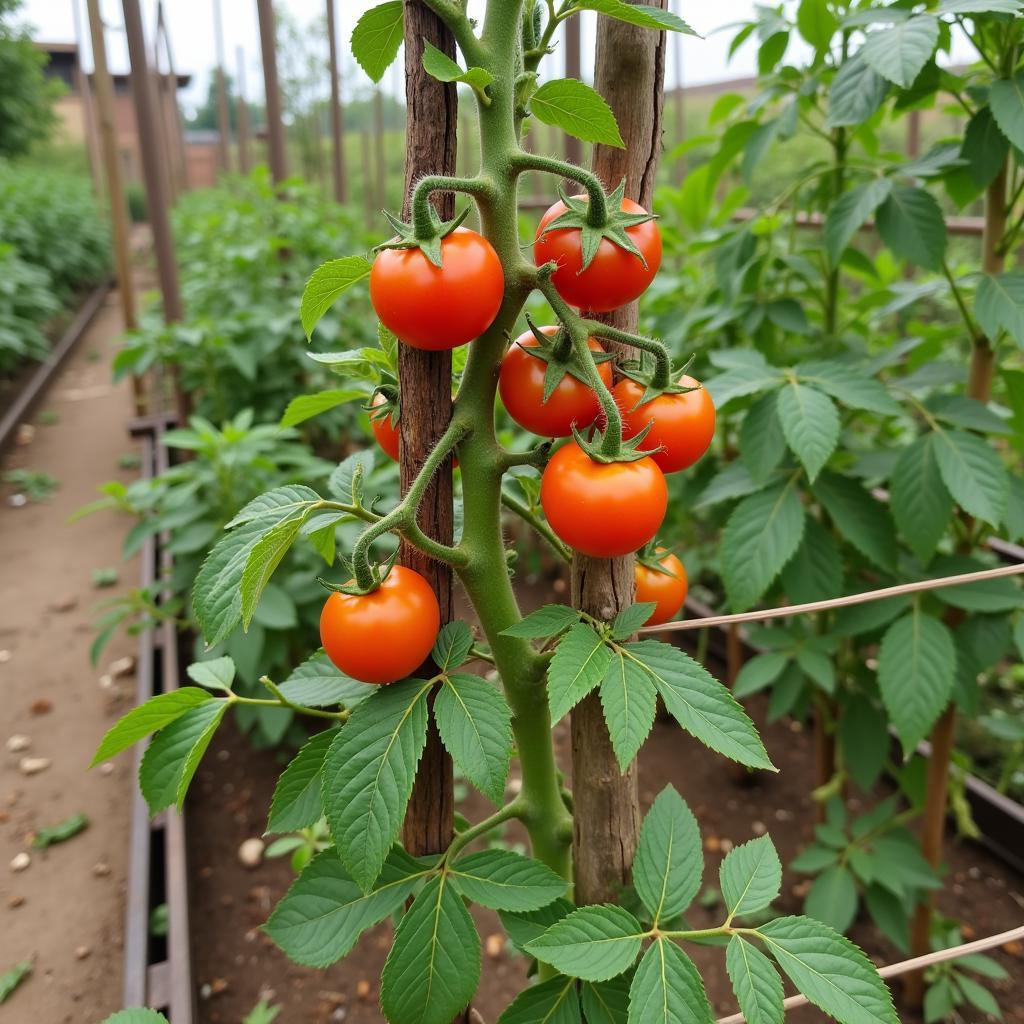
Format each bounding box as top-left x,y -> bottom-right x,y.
0,286 -> 142,1022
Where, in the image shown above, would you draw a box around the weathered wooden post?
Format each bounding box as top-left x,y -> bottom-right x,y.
256,0 -> 288,185
325,0 -> 347,204
236,46 -> 252,175
213,0 -> 232,172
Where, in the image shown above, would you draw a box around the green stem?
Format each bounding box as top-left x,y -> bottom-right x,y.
444,799 -> 524,864
511,151 -> 609,226
941,261 -> 983,345
502,491 -> 572,562
410,174 -> 496,239
233,686 -> 349,722
582,320 -> 673,390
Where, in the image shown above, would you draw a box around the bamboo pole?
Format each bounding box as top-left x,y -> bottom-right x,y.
236,46 -> 252,176
256,0 -> 288,185
325,0 -> 347,204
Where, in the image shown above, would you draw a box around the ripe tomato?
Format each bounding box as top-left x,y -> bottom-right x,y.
534,197 -> 661,312
540,441 -> 667,558
370,227 -> 504,350
498,327 -> 612,437
319,566 -> 440,684
636,549 -> 687,627
614,375 -> 716,473
370,392 -> 400,462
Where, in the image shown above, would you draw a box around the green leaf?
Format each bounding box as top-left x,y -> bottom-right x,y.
500,899 -> 575,952
101,1012 -> 169,1024
860,15 -> 939,88
989,72 -> 1024,151
185,656 -> 235,693
32,812 -> 88,848
705,364 -> 784,407
0,961 -> 31,1004
496,977 -> 581,1024
796,0 -> 838,51
937,0 -> 1023,10
878,608 -> 956,752
805,865 -> 858,933
451,849 -> 568,911
777,382 -> 839,482
611,602 -> 658,641
350,2 -> 404,83
548,623 -> 613,722
598,651 -> 658,771
502,605 -> 581,639
624,641 -> 775,771
933,427 -> 1008,526
280,389 -> 366,429
526,905 -> 643,982
962,107 -> 1010,189
758,916 -> 899,1024
278,651 -> 370,709
926,393 -> 1012,435
300,257 -> 373,340
581,977 -> 631,1024
139,698 -> 228,813
323,678 -> 431,891
380,875 -> 481,1024
92,688 -> 212,766
933,555 -> 1022,612
733,652 -> 790,699
827,53 -> 889,129
573,0 -> 699,34
435,673 -> 513,805
839,698 -> 890,791
264,848 -> 424,967
328,450 -> 375,504
875,185 -> 947,270
812,472 -> 896,570
720,835 -> 782,917
421,40 -> 492,92
726,936 -> 784,1024
633,786 -> 703,923
823,179 -> 893,266
782,517 -> 843,604
721,480 -> 806,610
240,516 -> 306,630
976,271 -> 1024,348
890,435 -> 954,564
226,485 -> 323,529
530,79 -> 624,148
267,729 -> 335,834
627,939 -> 713,1024
432,621 -> 474,672
739,393 -> 786,484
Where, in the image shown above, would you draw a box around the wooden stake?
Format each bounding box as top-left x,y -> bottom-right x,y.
256,0 -> 288,185
213,0 -> 232,172
571,0 -> 668,906
325,0 -> 347,204
70,0 -> 103,198
156,2 -> 189,192
236,46 -> 252,176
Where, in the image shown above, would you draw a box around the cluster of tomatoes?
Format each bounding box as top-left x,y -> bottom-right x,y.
321,196 -> 714,684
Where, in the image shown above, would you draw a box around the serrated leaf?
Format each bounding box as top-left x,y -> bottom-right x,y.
759,916 -> 898,1024
240,516 -> 306,630
777,382 -> 839,481
264,848 -> 424,967
797,0 -> 838,51
705,364 -> 784,407
530,79 -> 624,148
421,40 -> 492,92
102,1012 -> 169,1024
574,0 -> 699,34
860,15 -> 939,88
432,621 -> 474,671
139,698 -> 227,813
581,976 -> 631,1024
624,641 -> 774,770
611,602 -> 657,640
380,875 -> 481,1024
278,651 -> 370,709
721,835 -> 782,918
500,898 -> 575,952
799,360 -> 901,415
937,0 -> 1022,10
548,623 -> 612,722
323,679 -> 431,891
92,688 -> 212,765
962,107 -> 1010,190
301,257 -> 373,340
933,555 -> 1022,612
827,53 -> 889,129
739,393 -> 786,484
933,427 -> 1008,525
280,389 -> 366,429
350,2 -> 404,84
598,651 -> 658,771
823,179 -> 893,267
32,812 -> 88,848
812,472 -> 896,570
502,605 -> 581,639
526,905 -> 643,982
876,185 -> 947,270
782,517 -> 843,604
450,848 -> 568,912
878,608 -> 956,752
435,673 -> 513,805
721,480 -> 806,610
890,435 -> 954,563
733,652 -> 789,699
726,936 -> 784,1024
805,865 -> 858,933
633,786 -> 702,923
226,485 -> 322,529
496,976 -> 581,1024
0,961 -> 31,1004
267,729 -> 335,834
328,450 -> 376,504
627,939 -> 713,1024
976,271 -> 1024,348
186,656 -> 235,693
989,72 -> 1024,152
926,393 -> 1013,435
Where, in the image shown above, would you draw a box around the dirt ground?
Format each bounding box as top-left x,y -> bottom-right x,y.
188,701 -> 1024,1024
0,285 -> 142,1022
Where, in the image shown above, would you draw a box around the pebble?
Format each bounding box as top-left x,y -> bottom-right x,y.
98,674 -> 114,690
7,494 -> 27,508
50,595 -> 78,613
11,852 -> 30,872
6,735 -> 31,753
74,946 -> 91,960
15,423 -> 35,445
238,838 -> 265,868
99,763 -> 115,776
29,698 -> 53,715
92,862 -> 111,878
356,980 -> 371,1000
108,656 -> 135,678
8,895 -> 24,908
0,650 -> 11,663
485,933 -> 505,958
752,820 -> 767,836
19,756 -> 50,775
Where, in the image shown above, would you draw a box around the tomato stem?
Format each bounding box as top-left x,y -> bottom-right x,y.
510,151 -> 610,227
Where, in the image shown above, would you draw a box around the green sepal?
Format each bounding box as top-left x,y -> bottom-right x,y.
375,205 -> 472,269
368,377 -> 401,431
316,549 -> 401,597
570,420 -> 658,465
636,541 -> 681,578
616,352 -> 698,408
539,180 -> 657,272
518,313 -> 615,404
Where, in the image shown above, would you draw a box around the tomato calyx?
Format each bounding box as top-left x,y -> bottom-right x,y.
636,541 -> 681,578
317,549 -> 400,599
517,313 -> 615,404
368,380 -> 400,431
571,419 -> 659,465
375,204 -> 472,269
617,352 -> 700,408
538,180 -> 658,272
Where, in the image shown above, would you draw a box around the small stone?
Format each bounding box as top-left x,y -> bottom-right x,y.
92,862 -> 111,877
15,423 -> 35,446
98,674 -> 114,690
506,776 -> 523,795
99,763 -> 115,776
8,895 -> 24,908
774,808 -> 793,822
238,838 -> 264,869
0,650 -> 11,663
6,735 -> 31,753
216,749 -> 230,762
552,578 -> 567,594
7,494 -> 27,508
108,656 -> 135,678
356,980 -> 371,1000
200,984 -> 212,1000
74,946 -> 91,960
792,880 -> 812,899
19,756 -> 50,775
752,820 -> 767,836
719,839 -> 734,853
703,836 -> 721,852
29,698 -> 53,715
789,719 -> 803,732
50,595 -> 78,613
1002,940 -> 1023,958
210,978 -> 229,995
485,933 -> 505,958
11,852 -> 30,872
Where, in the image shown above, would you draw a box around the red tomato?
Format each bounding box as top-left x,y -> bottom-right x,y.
370,392 -> 400,462
319,566 -> 440,684
534,197 -> 662,312
614,374 -> 716,473
636,549 -> 688,626
540,441 -> 667,558
370,227 -> 504,350
498,327 -> 612,437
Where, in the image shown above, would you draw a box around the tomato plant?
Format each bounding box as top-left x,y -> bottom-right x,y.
635,546 -> 687,627
369,389 -> 400,461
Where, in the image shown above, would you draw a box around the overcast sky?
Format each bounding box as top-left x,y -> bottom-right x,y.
18,1 -> 976,115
